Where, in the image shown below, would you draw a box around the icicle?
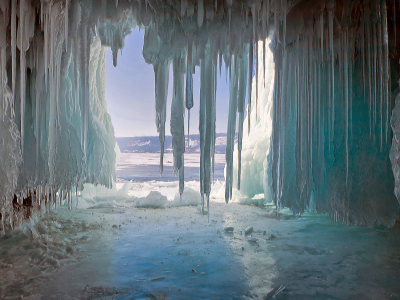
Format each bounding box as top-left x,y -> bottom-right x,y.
237,47 -> 248,190
200,57 -> 206,213
35,58 -> 43,182
394,0 -> 397,46
382,0 -> 390,144
282,0 -> 286,54
348,29 -> 354,146
320,11 -> 324,62
198,0 -> 204,28
273,0 -> 280,45
225,56 -> 238,203
266,0 -> 270,34
199,41 -> 216,212
373,22 -> 378,143
228,7 -> 231,35
252,3 -> 258,119
154,60 -> 169,175
344,31 -> 349,186
328,9 -> 334,145
365,7 -> 373,138
361,17 -> 366,116
186,40 -> 193,151
262,1 -> 266,85
44,8 -> 49,91
20,0 -> 26,152
187,109 -> 191,151
378,8 -> 384,151
171,56 -> 185,198
65,0 -> 69,51
80,24 -> 90,158
11,0 -> 16,116
212,58 -> 217,183
201,41 -> 215,211
247,36 -> 253,134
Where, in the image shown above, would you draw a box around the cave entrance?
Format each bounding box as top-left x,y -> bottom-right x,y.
104,28 -> 233,204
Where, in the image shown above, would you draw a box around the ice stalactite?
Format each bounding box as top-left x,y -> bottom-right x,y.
328,7 -> 334,145
237,46 -> 249,190
198,0 -> 204,28
199,40 -> 217,213
0,0 -> 400,228
19,0 -> 27,153
186,38 -> 194,151
0,0 -> 121,229
154,61 -> 169,174
252,3 -> 259,119
225,56 -> 238,203
11,0 -> 16,116
171,55 -> 185,199
262,1 -> 267,84
65,0 -> 69,51
247,37 -> 253,134
270,0 -> 398,226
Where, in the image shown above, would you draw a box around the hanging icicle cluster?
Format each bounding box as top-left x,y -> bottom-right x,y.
0,0 -> 127,229
1,0 -> 400,228
271,0 -> 399,226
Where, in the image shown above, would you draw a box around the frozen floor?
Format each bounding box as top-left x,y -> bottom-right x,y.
1,202 -> 400,299
1,153 -> 400,299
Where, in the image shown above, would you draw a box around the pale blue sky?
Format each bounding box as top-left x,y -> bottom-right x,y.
105,29 -> 231,137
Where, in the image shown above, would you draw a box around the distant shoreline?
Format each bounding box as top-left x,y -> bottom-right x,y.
116,133 -> 237,154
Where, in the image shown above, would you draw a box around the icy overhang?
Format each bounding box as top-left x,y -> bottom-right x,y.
0,0 -> 399,228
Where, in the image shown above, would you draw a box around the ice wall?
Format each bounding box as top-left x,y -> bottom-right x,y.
0,1 -> 120,228
0,0 -> 399,227
269,0 -> 399,226
231,40 -> 274,204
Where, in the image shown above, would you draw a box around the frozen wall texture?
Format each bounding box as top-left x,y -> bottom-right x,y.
0,0 -> 399,227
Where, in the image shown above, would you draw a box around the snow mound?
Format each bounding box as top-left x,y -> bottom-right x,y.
133,191 -> 168,208
170,187 -> 201,207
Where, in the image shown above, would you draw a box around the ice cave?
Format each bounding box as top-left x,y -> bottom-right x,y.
1,0 -> 400,299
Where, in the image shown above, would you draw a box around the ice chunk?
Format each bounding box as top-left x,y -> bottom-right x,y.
244,226 -> 253,235
134,191 -> 168,209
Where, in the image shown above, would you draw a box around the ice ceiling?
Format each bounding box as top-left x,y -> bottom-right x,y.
0,0 -> 399,228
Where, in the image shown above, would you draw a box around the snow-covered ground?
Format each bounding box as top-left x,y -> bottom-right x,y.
1,153 -> 400,299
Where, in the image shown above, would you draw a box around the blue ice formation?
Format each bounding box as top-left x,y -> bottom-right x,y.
0,0 -> 399,228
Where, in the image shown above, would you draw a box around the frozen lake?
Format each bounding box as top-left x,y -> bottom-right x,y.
116,152 -> 226,182
1,153 -> 400,299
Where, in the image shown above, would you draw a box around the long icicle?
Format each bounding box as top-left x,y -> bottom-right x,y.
382,0 -> 390,144
20,0 -> 26,153
65,0 -> 69,51
262,0 -> 267,86
186,39 -> 193,151
225,56 -> 238,203
252,3 -> 258,119
237,46 -> 248,190
328,9 -> 334,147
377,8 -> 383,151
344,31 -> 349,186
154,60 -> 169,175
11,0 -> 16,117
247,36 -> 253,134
